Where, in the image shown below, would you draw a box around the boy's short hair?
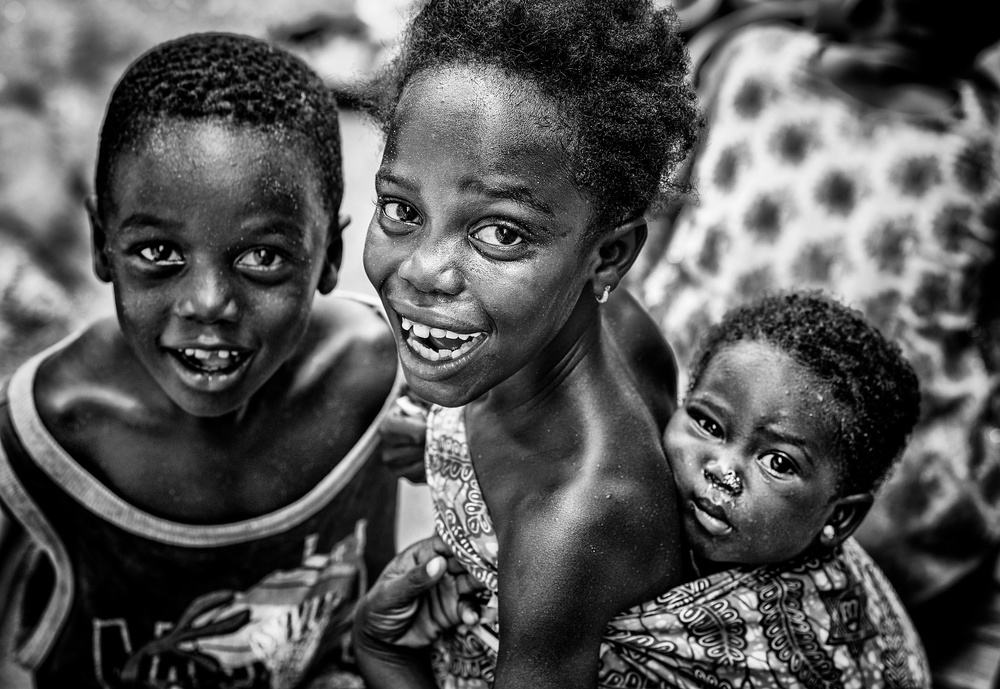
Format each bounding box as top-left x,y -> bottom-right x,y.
688,291 -> 921,496
355,0 -> 701,238
95,32 -> 343,220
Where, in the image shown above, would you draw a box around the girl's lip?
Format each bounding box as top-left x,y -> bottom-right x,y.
691,497 -> 734,537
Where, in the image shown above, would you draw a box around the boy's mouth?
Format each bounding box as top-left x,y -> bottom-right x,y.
170,347 -> 247,375
400,316 -> 484,362
691,497 -> 734,537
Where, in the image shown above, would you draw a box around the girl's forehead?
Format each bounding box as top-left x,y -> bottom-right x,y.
391,64 -> 566,151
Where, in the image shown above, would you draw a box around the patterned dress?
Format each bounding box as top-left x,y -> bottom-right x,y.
425,405 -> 930,689
631,23 -> 1000,604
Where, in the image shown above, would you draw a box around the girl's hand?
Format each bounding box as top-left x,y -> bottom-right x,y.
356,535 -> 482,649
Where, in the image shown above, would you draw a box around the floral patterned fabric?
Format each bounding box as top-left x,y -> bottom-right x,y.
424,405 -> 930,689
630,22 -> 1000,605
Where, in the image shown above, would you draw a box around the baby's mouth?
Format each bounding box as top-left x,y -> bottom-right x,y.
401,317 -> 484,362
171,347 -> 247,374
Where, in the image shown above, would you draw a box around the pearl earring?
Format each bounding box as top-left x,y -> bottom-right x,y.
822,524 -> 836,541
596,285 -> 611,304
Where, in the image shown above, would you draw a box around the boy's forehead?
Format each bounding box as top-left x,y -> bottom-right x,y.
105,120 -> 330,234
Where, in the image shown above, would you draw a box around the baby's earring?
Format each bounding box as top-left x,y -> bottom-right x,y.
821,524 -> 836,543
596,285 -> 611,304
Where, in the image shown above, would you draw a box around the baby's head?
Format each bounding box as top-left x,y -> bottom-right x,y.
359,0 -> 700,406
665,292 -> 920,569
90,33 -> 346,417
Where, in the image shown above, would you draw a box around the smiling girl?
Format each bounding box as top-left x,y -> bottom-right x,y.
354,0 -> 700,687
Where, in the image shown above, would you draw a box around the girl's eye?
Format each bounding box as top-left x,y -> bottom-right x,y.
380,200 -> 422,225
470,224 -> 524,247
760,452 -> 798,476
237,248 -> 285,271
138,243 -> 183,265
691,411 -> 723,438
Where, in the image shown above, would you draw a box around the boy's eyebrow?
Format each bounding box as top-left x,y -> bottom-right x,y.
118,213 -> 183,233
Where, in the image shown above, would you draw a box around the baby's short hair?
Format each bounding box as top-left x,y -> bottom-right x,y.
688,291 -> 921,495
356,0 -> 701,237
95,32 -> 343,220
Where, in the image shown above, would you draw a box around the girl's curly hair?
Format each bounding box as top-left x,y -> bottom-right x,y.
355,0 -> 702,236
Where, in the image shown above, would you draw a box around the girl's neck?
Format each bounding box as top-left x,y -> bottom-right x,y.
472,297 -> 602,420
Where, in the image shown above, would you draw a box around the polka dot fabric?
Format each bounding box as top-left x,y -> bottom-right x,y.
633,23 -> 1000,604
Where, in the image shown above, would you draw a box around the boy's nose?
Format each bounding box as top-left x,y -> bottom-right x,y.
397,233 -> 464,296
174,268 -> 238,323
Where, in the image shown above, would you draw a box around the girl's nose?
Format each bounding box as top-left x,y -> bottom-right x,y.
174,267 -> 238,323
397,233 -> 464,296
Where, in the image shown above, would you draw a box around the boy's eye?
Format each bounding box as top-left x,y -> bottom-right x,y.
470,224 -> 523,247
138,243 -> 183,265
236,247 -> 285,271
760,452 -> 798,476
380,200 -> 422,225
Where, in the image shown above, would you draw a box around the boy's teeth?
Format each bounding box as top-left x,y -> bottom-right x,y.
412,323 -> 431,338
400,316 -> 482,342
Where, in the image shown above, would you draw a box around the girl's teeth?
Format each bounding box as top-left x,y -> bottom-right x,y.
401,317 -> 413,331
412,323 -> 431,338
218,350 -> 230,359
430,327 -> 446,338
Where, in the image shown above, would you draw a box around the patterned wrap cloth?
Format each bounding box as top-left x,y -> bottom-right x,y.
425,405 -> 930,689
630,23 -> 1000,604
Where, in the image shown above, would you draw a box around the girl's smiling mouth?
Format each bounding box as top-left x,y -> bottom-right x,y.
400,316 -> 485,362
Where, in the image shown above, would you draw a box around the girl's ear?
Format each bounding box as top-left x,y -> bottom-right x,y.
318,214 -> 348,295
819,493 -> 873,548
87,195 -> 113,284
590,216 -> 648,301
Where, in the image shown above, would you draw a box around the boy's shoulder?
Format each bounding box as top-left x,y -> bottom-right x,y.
296,292 -> 398,390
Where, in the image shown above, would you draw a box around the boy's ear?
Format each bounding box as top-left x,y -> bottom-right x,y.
819,493 -> 873,548
318,214 -> 348,295
590,216 -> 647,301
87,195 -> 113,284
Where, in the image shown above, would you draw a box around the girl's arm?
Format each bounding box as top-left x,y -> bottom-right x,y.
492,463 -> 684,689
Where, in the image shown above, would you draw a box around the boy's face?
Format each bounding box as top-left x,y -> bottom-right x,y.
92,120 -> 338,417
363,65 -> 599,407
664,340 -> 844,567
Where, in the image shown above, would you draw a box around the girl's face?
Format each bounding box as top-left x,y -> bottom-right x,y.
664,340 -> 844,567
364,65 -> 599,407
93,120 -> 337,418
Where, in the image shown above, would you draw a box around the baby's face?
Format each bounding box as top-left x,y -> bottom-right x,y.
363,64 -> 598,407
664,340 -> 843,567
95,120 -> 334,417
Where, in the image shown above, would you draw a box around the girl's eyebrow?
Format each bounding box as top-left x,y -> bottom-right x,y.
755,423 -> 817,465
459,179 -> 555,218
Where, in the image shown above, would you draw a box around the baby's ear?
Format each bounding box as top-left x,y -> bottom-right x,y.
318,214 -> 348,295
87,195 -> 113,284
819,493 -> 873,549
590,216 -> 647,300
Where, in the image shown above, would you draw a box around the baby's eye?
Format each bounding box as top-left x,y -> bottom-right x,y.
760,452 -> 798,476
691,411 -> 723,438
470,224 -> 523,247
236,247 -> 285,271
138,243 -> 183,266
380,200 -> 422,225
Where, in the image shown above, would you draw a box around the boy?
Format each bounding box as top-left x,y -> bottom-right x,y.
0,33 -> 401,689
